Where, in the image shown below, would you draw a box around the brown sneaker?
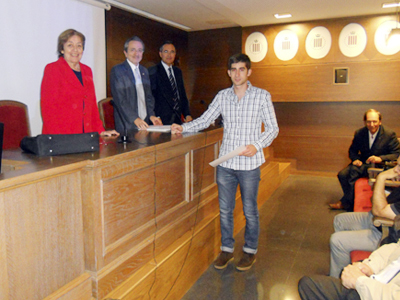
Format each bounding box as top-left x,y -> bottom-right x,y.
236,252 -> 256,271
214,251 -> 234,269
328,201 -> 344,210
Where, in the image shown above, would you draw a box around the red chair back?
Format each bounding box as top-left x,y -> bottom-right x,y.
350,178 -> 374,263
0,100 -> 30,149
98,98 -> 115,130
353,178 -> 373,212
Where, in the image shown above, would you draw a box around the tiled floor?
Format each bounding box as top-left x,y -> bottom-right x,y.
182,174 -> 343,300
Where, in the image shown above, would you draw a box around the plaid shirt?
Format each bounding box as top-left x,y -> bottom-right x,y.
182,82 -> 279,170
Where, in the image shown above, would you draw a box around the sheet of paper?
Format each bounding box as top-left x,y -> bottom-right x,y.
141,125 -> 171,132
209,145 -> 246,167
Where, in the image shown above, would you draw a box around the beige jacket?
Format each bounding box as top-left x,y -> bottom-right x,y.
356,241 -> 400,300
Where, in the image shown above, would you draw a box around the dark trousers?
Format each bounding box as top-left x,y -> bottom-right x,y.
337,164 -> 369,211
298,275 -> 361,300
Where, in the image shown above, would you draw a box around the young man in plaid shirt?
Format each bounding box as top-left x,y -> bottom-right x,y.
172,53 -> 279,271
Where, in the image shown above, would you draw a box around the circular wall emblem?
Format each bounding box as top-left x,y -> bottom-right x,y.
339,23 -> 367,57
305,26 -> 332,59
274,29 -> 299,61
374,20 -> 400,56
245,32 -> 268,63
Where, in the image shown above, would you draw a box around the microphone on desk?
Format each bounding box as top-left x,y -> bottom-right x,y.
110,100 -> 131,143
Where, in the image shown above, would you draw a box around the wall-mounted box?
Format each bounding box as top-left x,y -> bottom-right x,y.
334,68 -> 349,85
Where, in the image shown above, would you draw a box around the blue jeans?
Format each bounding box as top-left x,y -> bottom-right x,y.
216,166 -> 261,254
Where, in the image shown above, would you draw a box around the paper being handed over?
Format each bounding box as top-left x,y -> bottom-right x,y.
209,145 -> 246,167
140,125 -> 171,132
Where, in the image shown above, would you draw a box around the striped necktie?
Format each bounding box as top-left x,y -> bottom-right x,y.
168,67 -> 180,111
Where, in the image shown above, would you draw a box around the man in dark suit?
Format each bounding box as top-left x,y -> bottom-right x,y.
149,41 -> 192,125
330,109 -> 400,211
110,36 -> 162,132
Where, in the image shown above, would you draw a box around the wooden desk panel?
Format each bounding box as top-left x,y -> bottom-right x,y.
93,132 -> 220,298
193,144 -> 217,196
103,166 -> 156,248
155,155 -> 188,215
0,127 -> 289,299
0,169 -> 87,300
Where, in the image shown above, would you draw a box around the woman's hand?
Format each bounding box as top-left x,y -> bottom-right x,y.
100,130 -> 119,137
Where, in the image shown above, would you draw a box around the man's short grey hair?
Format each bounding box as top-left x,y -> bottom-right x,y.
124,36 -> 145,52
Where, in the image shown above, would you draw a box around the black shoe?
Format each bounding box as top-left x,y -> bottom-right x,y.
236,252 -> 256,271
214,251 -> 234,270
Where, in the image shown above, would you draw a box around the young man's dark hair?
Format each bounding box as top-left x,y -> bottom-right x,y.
228,53 -> 251,70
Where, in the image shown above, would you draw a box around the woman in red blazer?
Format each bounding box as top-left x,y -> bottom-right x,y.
41,29 -> 118,137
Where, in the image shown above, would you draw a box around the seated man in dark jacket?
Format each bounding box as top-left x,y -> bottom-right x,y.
330,109 -> 400,211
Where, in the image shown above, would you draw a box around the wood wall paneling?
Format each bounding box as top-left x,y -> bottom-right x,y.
105,9 -> 242,119
106,10 -> 400,174
243,15 -> 400,103
274,102 -> 400,137
188,27 -> 242,69
187,28 -> 242,117
106,7 -> 189,97
242,14 -> 400,173
273,101 -> 400,172
186,67 -> 233,118
242,14 -> 400,67
250,60 -> 400,102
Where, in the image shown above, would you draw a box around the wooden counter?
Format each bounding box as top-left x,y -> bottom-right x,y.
0,127 -> 290,300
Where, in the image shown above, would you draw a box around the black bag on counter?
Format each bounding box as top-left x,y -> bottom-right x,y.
20,132 -> 99,156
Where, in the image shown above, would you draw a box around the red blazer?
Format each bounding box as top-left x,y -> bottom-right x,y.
41,57 -> 105,134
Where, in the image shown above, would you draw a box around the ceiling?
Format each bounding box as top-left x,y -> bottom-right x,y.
111,0 -> 394,31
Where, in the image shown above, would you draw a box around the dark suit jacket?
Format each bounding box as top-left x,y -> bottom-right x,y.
110,60 -> 155,133
349,125 -> 400,163
148,62 -> 191,125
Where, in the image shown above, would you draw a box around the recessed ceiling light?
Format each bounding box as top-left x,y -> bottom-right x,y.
274,13 -> 292,19
382,2 -> 400,8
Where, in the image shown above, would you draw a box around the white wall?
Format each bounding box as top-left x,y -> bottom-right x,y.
0,0 -> 106,135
